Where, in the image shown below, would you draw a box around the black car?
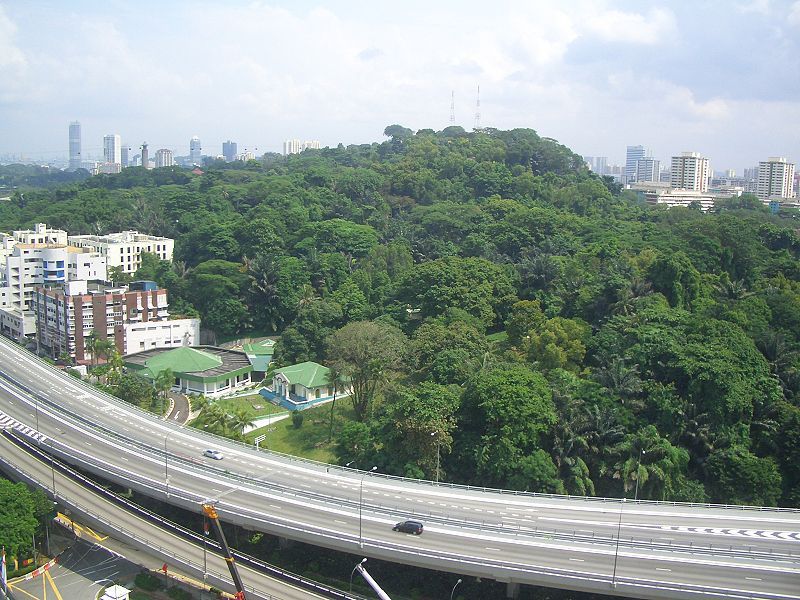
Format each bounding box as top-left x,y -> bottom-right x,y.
393,520 -> 424,535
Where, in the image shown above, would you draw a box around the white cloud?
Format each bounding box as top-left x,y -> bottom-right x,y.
0,5 -> 25,69
582,7 -> 677,45
789,1 -> 800,24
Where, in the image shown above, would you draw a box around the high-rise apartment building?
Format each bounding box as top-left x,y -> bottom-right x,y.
103,134 -> 122,165
140,142 -> 150,169
671,152 -> 711,192
635,158 -> 661,183
155,149 -> 174,168
34,280 -> 199,363
68,231 -> 174,275
283,139 -> 321,155
189,136 -> 202,165
625,145 -> 645,183
68,121 -> 81,171
283,139 -> 301,155
594,157 -> 608,175
0,242 -> 106,340
222,140 -> 238,162
757,157 -> 796,199
120,144 -> 130,168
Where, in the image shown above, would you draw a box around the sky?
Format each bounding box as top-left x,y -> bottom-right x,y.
1,0 -> 799,172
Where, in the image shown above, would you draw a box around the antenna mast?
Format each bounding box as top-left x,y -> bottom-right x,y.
474,84 -> 481,130
450,90 -> 456,125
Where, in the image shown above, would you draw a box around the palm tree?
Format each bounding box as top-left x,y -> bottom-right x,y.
229,407 -> 256,440
612,425 -> 687,500
154,368 -> 175,415
297,283 -> 318,310
594,356 -> 643,407
551,420 -> 595,496
714,277 -> 754,303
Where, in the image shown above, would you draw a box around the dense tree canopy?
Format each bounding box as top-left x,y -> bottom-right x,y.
3,125 -> 800,505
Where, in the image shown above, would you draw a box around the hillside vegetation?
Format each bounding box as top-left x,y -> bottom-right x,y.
2,125 -> 799,507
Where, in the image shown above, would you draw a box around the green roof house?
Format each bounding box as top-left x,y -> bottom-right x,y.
262,361 -> 347,410
124,346 -> 253,397
242,338 -> 276,377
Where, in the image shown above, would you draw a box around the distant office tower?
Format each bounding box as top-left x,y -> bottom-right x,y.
222,140 -> 238,162
189,136 -> 202,165
283,139 -> 301,155
68,121 -> 81,170
635,157 -> 660,183
625,145 -> 645,183
743,167 -> 759,181
757,157 -> 796,199
120,144 -> 130,168
140,142 -> 149,169
302,140 -> 321,151
583,156 -> 594,170
671,152 -> 711,192
594,157 -> 608,175
103,134 -> 122,165
155,149 -> 174,168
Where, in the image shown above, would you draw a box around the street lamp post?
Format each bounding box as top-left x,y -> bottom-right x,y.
359,466 -> 377,548
450,578 -> 463,600
611,497 -> 626,588
350,558 -> 367,592
633,449 -> 645,502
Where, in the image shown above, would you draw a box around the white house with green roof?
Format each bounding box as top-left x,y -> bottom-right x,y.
261,360 -> 346,410
124,346 -> 253,397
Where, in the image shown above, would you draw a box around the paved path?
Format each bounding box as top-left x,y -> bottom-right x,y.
243,412 -> 291,435
166,392 -> 190,425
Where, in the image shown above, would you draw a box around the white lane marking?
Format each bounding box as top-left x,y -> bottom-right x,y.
569,558 -> 585,562
745,577 -> 762,581
656,568 -> 671,572
484,547 -> 501,551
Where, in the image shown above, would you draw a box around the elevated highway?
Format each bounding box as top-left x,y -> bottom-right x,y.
0,336 -> 798,599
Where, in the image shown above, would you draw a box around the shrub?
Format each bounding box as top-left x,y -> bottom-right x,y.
135,572 -> 162,591
291,411 -> 304,428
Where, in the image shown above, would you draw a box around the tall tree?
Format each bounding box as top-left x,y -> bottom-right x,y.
326,321 -> 407,421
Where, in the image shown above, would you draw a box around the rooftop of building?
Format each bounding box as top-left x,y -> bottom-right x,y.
273,361 -> 330,389
124,345 -> 251,379
242,338 -> 276,356
67,230 -> 172,243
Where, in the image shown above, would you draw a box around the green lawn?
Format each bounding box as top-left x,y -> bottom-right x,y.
215,394 -> 285,418
244,397 -> 355,463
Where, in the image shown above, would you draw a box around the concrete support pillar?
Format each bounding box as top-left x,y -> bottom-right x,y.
506,582 -> 520,599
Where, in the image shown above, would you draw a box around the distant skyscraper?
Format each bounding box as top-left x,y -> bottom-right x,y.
671,152 -> 711,192
757,157 -> 795,199
301,140 -> 321,151
189,136 -> 202,165
625,145 -> 645,183
120,144 -> 130,168
283,139 -> 301,155
68,121 -> 81,171
222,140 -> 237,162
140,142 -> 149,170
635,157 -> 660,183
594,157 -> 608,175
155,149 -> 174,168
103,134 -> 122,165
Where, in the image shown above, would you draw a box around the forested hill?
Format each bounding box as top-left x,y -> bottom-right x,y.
2,125 -> 800,507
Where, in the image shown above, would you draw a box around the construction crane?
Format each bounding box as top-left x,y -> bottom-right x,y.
202,503 -> 247,600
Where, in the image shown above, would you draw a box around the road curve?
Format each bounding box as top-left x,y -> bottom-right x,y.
0,336 -> 798,599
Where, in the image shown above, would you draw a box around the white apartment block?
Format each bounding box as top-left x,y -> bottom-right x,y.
635,158 -> 661,183
67,231 -> 174,275
757,157 -> 796,200
155,149 -> 174,168
103,134 -> 122,165
33,280 -> 199,362
283,139 -> 321,155
0,244 -> 106,340
671,152 -> 711,192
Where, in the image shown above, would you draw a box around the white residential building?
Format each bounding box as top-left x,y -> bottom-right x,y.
671,152 -> 711,192
635,158 -> 661,183
0,244 -> 106,340
103,134 -> 122,165
283,139 -> 302,155
67,231 -> 174,275
757,157 -> 796,200
155,149 -> 174,168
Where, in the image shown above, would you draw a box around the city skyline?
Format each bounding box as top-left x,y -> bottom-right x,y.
1,1 -> 799,172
